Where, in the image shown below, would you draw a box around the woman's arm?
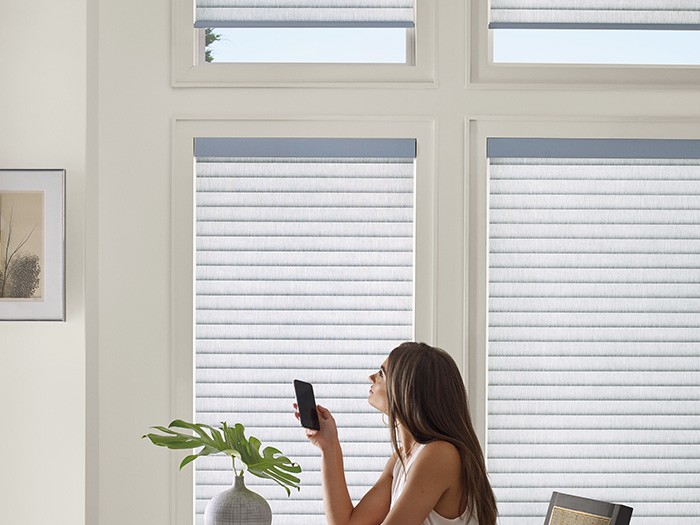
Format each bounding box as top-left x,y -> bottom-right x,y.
296,404 -> 395,525
320,437 -> 396,525
381,441 -> 462,525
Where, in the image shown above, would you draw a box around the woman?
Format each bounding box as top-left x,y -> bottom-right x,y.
294,342 -> 498,525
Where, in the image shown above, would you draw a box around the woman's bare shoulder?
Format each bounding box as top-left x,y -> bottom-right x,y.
383,450 -> 400,476
417,441 -> 461,469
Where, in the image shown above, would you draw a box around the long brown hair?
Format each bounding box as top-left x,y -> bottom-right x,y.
385,342 -> 498,525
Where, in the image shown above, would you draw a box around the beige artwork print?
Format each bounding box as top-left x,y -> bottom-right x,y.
0,191 -> 44,300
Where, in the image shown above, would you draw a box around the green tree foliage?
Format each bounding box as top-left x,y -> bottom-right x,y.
205,28 -> 222,63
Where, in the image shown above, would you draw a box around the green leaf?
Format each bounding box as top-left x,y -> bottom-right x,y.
169,420 -> 218,447
222,424 -> 301,493
222,448 -> 242,460
143,433 -> 202,449
235,436 -> 301,495
143,419 -> 302,494
148,425 -> 180,435
180,454 -> 200,470
178,444 -> 220,469
208,426 -> 228,451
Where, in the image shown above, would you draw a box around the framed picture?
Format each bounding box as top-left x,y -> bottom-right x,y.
0,169 -> 65,321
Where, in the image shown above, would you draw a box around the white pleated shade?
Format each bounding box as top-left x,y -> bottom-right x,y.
195,0 -> 415,28
194,141 -> 415,524
490,0 -> 700,29
487,145 -> 700,525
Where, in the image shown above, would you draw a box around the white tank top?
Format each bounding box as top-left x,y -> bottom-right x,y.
390,444 -> 478,525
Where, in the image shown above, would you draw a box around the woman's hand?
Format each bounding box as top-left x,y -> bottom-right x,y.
294,403 -> 396,525
294,403 -> 339,452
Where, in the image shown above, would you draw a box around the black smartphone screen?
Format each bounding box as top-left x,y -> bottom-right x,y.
294,379 -> 320,431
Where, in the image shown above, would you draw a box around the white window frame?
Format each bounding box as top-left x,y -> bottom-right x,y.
467,117 -> 700,447
468,1 -> 700,86
172,0 -> 436,87
171,117 -> 438,524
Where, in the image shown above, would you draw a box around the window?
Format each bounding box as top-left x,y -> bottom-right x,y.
470,0 -> 700,83
486,138 -> 700,525
197,0 -> 413,64
490,0 -> 700,65
492,29 -> 700,66
204,27 -> 409,64
192,137 -> 417,523
172,0 -> 435,85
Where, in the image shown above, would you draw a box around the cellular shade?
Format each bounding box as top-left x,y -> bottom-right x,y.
195,0 -> 415,28
194,137 -> 416,523
489,0 -> 700,30
487,138 -> 700,525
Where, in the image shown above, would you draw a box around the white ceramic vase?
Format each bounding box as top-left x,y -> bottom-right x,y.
204,474 -> 272,525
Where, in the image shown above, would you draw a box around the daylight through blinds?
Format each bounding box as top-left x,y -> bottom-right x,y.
194,138 -> 415,524
489,0 -> 700,29
487,138 -> 700,525
195,0 -> 415,28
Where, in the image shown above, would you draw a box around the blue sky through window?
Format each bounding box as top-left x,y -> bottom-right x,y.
493,30 -> 700,65
207,28 -> 407,63
205,27 -> 700,66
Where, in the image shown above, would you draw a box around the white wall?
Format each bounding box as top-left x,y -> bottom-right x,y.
0,1 -> 86,523
96,0 -> 174,520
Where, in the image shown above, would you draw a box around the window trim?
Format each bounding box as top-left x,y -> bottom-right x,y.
468,1 -> 700,87
172,0 -> 436,87
171,117 -> 437,523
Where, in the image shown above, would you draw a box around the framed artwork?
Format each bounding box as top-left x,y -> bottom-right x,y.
0,169 -> 65,321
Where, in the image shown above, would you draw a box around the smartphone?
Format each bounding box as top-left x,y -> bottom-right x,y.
294,379 -> 320,431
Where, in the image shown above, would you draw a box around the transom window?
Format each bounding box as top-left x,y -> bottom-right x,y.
490,1 -> 700,65
197,0 -> 414,64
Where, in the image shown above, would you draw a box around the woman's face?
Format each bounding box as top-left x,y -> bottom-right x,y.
368,357 -> 389,414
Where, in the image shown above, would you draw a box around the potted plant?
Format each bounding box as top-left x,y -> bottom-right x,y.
144,419 -> 301,525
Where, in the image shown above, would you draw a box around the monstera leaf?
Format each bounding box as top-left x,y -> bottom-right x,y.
143,420 -> 301,495
221,422 -> 302,496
